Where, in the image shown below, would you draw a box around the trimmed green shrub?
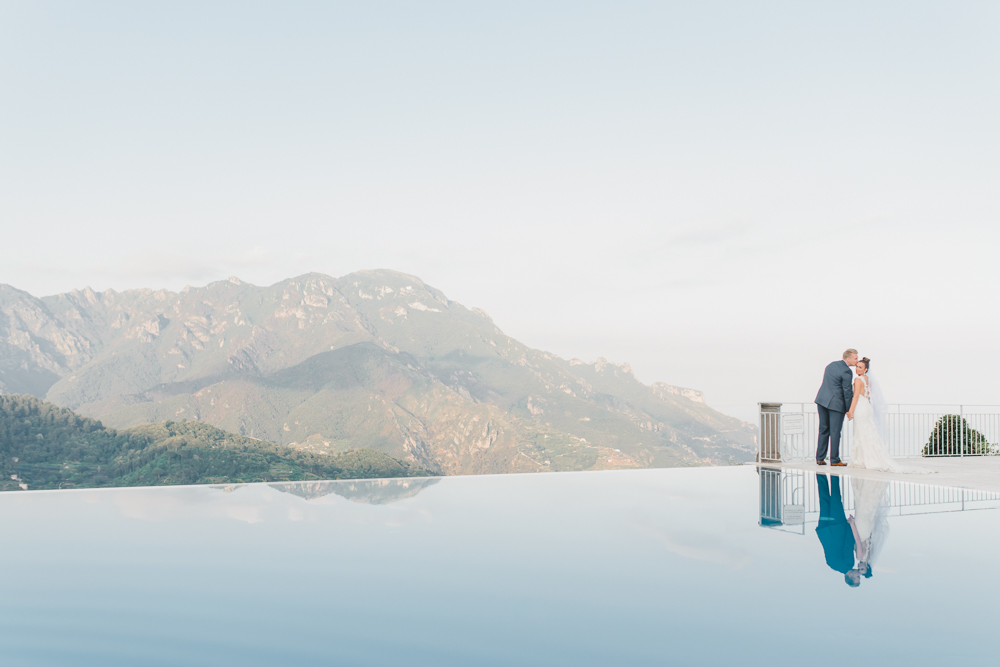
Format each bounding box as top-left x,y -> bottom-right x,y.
922,414 -> 994,456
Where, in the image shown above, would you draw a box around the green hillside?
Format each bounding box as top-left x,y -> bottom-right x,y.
0,394 -> 431,491
0,270 -> 757,473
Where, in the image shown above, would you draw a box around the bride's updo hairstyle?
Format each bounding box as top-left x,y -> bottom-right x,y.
859,357 -> 871,371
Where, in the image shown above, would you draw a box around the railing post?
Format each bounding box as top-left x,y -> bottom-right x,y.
960,405 -> 965,457
759,403 -> 782,463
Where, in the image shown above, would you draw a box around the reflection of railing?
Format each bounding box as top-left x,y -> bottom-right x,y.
758,468 -> 1000,534
758,403 -> 1000,461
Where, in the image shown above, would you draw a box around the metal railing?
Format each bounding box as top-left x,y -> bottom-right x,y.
759,467 -> 1000,534
759,402 -> 1000,462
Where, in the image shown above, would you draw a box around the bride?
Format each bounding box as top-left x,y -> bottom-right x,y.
847,357 -> 928,473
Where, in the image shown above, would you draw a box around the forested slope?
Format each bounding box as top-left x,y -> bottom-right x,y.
0,394 -> 431,491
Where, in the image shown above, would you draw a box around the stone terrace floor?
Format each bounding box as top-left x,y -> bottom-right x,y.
758,456 -> 1000,493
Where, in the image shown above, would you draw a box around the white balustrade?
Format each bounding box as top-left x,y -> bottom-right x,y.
758,403 -> 1000,462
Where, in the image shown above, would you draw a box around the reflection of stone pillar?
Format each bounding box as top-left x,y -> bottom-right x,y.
759,468 -> 782,526
759,403 -> 782,463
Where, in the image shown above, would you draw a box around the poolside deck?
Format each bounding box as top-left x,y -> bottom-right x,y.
756,457 -> 1000,493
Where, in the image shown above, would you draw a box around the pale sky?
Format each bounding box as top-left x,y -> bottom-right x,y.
2,2 -> 998,421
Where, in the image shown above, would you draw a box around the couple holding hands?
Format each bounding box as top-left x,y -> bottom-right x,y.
815,348 -> 919,473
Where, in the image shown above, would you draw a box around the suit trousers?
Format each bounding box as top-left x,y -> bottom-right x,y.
816,404 -> 846,463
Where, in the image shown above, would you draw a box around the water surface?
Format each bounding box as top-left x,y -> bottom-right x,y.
1,467 -> 996,666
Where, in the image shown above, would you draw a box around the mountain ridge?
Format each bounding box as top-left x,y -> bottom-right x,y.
0,270 -> 756,473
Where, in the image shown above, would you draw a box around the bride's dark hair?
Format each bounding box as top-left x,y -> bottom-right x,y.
860,357 -> 871,370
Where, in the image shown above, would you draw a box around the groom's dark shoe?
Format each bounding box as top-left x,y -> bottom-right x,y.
831,461 -> 847,467
816,460 -> 827,465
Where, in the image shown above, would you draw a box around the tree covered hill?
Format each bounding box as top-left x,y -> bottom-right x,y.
0,270 -> 757,473
0,394 -> 431,491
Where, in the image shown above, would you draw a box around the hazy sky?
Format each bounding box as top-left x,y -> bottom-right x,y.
2,2 -> 998,420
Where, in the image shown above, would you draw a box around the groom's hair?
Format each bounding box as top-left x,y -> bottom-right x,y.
843,349 -> 858,360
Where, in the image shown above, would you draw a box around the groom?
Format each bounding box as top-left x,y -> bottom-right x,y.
815,348 -> 857,466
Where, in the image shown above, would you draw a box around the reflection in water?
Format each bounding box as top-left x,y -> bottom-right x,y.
758,468 -> 783,527
96,477 -> 443,524
758,468 -> 1000,586
5,467 -> 1000,665
815,475 -> 889,587
816,474 -> 855,581
848,478 -> 890,587
268,477 -> 441,504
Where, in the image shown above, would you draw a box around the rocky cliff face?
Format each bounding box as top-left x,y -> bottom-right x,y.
0,270 -> 756,473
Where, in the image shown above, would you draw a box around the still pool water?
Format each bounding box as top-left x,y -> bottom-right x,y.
1,466 -> 998,666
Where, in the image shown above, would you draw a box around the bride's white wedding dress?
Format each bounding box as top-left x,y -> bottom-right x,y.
849,376 -> 929,473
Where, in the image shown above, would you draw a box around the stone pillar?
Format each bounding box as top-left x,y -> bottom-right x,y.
759,402 -> 782,463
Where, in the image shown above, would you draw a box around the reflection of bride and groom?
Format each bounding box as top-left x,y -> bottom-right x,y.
816,474 -> 890,587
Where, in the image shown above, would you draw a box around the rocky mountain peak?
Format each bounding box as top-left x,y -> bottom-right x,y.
0,270 -> 754,473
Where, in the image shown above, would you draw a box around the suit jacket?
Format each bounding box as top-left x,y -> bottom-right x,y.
815,360 -> 854,413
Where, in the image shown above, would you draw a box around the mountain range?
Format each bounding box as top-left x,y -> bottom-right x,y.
0,270 -> 756,474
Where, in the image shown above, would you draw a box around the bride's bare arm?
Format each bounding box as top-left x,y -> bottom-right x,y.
848,516 -> 867,561
847,377 -> 863,420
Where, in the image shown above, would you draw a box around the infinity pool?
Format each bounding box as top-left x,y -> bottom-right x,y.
1,467 -> 997,666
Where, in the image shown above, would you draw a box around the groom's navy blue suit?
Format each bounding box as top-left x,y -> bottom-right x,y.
815,360 -> 854,463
